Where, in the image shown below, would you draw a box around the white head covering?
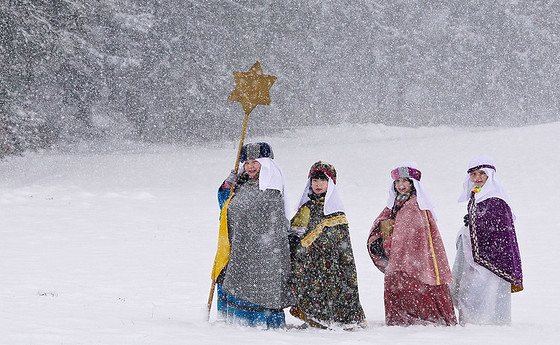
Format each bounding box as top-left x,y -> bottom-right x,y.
458,155 -> 511,206
387,161 -> 437,219
240,157 -> 290,219
295,177 -> 345,216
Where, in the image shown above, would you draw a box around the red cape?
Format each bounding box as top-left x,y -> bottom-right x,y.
367,196 -> 453,286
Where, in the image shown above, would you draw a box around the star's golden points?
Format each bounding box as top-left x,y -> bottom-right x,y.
228,61 -> 277,115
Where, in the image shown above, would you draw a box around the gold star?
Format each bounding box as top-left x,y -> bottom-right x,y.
228,61 -> 277,114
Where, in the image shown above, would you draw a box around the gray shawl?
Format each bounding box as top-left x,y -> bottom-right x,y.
223,181 -> 295,309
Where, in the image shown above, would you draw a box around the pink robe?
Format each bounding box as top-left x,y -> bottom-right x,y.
367,196 -> 456,326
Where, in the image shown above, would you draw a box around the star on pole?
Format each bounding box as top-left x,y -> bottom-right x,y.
228,61 -> 277,115
207,62 -> 276,319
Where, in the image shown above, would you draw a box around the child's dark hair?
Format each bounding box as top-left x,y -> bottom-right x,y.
310,170 -> 329,181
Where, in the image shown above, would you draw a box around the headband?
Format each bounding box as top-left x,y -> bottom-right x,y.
391,166 -> 422,181
467,164 -> 496,174
308,167 -> 336,184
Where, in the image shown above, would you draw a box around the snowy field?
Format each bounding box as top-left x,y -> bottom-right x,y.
1,121 -> 559,344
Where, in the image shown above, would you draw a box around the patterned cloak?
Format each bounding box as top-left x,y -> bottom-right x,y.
290,196 -> 366,326
467,196 -> 523,291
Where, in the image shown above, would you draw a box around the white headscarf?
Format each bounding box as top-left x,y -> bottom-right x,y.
240,157 -> 290,219
295,177 -> 345,216
458,155 -> 512,206
386,161 -> 437,219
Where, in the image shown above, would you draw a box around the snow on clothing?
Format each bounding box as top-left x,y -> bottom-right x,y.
464,195 -> 523,290
385,162 -> 437,218
214,179 -> 295,328
451,156 -> 523,324
210,143 -> 295,328
289,161 -> 365,328
451,224 -> 512,325
455,155 -> 523,291
216,283 -> 286,328
238,155 -> 291,219
296,177 -> 344,216
290,193 -> 366,328
367,194 -> 457,326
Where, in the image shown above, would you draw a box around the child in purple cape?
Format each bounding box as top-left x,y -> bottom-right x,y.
451,155 -> 523,325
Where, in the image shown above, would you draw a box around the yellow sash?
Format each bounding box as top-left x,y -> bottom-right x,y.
210,192 -> 234,281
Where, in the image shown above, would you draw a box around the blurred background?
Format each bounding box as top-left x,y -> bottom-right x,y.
1,0 -> 558,156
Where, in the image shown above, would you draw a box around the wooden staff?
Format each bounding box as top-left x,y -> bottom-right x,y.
233,110 -> 251,173
206,278 -> 217,321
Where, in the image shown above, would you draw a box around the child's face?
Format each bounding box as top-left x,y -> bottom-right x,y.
243,159 -> 261,179
311,178 -> 328,195
394,178 -> 412,195
469,169 -> 488,188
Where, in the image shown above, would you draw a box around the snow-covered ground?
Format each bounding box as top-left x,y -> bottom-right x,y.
1,122 -> 558,344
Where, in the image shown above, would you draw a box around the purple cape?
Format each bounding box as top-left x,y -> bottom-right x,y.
468,196 -> 523,291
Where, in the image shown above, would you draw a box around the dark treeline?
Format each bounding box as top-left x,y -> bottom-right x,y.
1,0 -> 559,157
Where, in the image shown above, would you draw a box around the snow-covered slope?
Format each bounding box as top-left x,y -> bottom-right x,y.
1,122 -> 558,344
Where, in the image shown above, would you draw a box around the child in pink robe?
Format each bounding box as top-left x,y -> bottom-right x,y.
367,162 -> 457,326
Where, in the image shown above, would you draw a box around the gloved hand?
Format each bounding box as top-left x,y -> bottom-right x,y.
225,170 -> 239,185
288,227 -> 306,238
463,214 -> 470,227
